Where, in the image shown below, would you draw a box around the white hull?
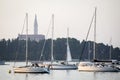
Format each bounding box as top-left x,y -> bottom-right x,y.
50,64 -> 77,70
78,62 -> 119,72
13,66 -> 49,73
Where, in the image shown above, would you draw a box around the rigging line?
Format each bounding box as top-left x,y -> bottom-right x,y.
79,12 -> 95,61
39,17 -> 52,61
14,15 -> 26,67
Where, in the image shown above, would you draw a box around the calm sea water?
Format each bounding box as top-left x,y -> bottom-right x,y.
0,62 -> 120,80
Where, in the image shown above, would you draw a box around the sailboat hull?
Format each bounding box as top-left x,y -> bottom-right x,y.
50,64 -> 77,70
78,62 -> 119,72
13,66 -> 49,73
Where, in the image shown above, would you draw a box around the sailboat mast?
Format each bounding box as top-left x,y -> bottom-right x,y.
66,28 -> 69,64
109,38 -> 112,60
26,13 -> 28,66
88,42 -> 91,61
51,14 -> 54,64
67,28 -> 69,51
93,7 -> 97,60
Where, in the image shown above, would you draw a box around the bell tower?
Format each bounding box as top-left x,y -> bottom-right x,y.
34,14 -> 38,35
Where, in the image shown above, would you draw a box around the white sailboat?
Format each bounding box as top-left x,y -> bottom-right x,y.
78,7 -> 119,72
50,21 -> 77,70
13,13 -> 49,73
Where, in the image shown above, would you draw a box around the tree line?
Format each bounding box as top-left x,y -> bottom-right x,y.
0,38 -> 120,61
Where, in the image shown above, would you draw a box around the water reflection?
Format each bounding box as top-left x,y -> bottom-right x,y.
93,72 -> 97,80
25,74 -> 28,80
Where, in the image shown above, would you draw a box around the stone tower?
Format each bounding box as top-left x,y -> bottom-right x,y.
34,14 -> 38,35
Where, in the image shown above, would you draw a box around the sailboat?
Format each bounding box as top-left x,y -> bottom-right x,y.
13,13 -> 49,73
50,17 -> 77,70
78,7 -> 119,72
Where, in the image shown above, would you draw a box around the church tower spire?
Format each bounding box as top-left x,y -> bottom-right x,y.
34,14 -> 38,35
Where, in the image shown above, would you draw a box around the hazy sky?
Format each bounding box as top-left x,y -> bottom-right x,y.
0,0 -> 120,47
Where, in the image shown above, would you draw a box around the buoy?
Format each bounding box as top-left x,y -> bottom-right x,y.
8,70 -> 11,73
